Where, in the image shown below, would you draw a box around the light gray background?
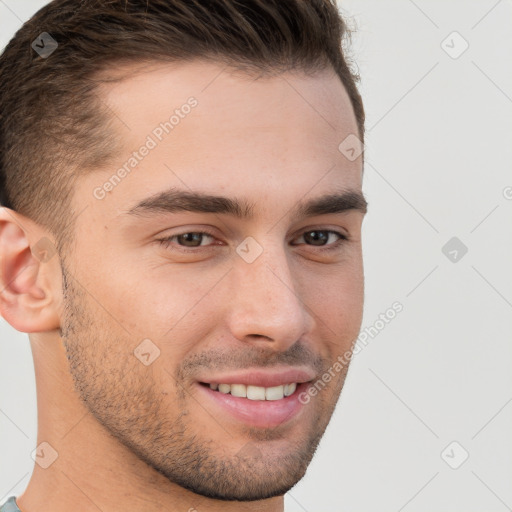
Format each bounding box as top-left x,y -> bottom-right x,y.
1,1 -> 511,511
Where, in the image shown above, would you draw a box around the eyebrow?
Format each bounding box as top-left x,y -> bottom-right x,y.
124,187 -> 367,220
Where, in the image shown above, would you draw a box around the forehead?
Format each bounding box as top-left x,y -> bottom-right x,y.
78,60 -> 362,226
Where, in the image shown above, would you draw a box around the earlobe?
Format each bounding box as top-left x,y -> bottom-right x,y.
0,207 -> 61,333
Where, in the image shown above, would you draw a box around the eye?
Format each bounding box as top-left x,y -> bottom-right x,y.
157,231 -> 218,249
292,230 -> 347,249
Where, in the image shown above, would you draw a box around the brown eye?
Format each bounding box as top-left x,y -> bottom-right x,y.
176,233 -> 206,247
293,230 -> 346,248
303,231 -> 329,246
158,231 -> 216,249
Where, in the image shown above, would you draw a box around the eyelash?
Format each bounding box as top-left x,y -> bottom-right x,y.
156,229 -> 348,252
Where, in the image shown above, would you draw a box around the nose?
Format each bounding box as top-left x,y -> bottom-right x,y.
226,240 -> 313,351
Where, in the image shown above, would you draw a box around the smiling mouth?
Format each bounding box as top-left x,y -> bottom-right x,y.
199,382 -> 298,400
196,373 -> 313,428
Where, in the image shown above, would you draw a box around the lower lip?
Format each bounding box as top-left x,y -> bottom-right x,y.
196,382 -> 310,429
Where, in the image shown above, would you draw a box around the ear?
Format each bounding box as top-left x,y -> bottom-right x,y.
0,207 -> 62,333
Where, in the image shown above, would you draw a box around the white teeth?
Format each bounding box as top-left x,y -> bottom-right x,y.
284,382 -> 297,396
207,382 -> 298,400
218,383 -> 231,394
247,385 -> 266,400
265,385 -> 284,400
230,384 -> 247,398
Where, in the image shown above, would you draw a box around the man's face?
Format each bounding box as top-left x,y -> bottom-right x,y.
59,60 -> 365,500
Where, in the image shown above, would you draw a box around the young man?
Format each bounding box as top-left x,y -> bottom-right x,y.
0,1 -> 367,510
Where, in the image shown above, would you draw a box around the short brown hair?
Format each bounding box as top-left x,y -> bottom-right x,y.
0,0 -> 364,256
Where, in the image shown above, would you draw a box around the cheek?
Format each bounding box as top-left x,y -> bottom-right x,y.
92,263 -> 225,341
306,261 -> 364,345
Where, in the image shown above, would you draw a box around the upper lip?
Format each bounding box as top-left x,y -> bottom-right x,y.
197,367 -> 315,388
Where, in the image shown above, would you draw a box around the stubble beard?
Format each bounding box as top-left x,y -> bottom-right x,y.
58,262 -> 350,501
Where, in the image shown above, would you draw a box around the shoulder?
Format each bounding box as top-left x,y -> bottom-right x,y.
0,496 -> 20,512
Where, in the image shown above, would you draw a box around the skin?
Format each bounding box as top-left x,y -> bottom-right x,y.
0,60 -> 366,512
